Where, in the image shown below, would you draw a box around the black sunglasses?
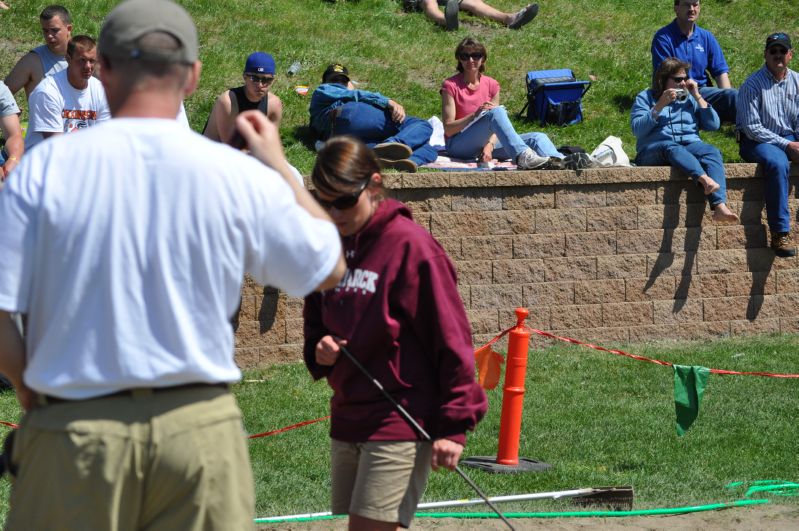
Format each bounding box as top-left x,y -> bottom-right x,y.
246,74 -> 274,84
670,76 -> 688,83
458,52 -> 484,61
312,180 -> 369,210
768,47 -> 789,56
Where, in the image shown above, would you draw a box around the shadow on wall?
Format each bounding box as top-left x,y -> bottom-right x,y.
644,173 -> 779,321
231,286 -> 280,333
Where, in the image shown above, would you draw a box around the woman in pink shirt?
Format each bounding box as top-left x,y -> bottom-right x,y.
441,37 -> 562,169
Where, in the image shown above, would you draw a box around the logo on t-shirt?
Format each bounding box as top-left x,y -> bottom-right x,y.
695,44 -> 705,53
62,109 -> 98,134
336,267 -> 379,295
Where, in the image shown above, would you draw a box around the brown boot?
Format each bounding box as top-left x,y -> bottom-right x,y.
771,232 -> 797,258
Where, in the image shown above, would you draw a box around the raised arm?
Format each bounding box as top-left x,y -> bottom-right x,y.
0,114 -> 23,179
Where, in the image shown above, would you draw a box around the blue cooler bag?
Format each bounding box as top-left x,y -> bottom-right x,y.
519,69 -> 591,126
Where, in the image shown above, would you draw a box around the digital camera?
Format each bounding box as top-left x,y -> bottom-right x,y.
674,89 -> 688,102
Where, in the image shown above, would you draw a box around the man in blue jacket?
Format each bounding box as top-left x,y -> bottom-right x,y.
651,0 -> 737,123
309,63 -> 437,173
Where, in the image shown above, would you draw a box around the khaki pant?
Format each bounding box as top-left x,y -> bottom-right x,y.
6,386 -> 254,531
331,439 -> 431,528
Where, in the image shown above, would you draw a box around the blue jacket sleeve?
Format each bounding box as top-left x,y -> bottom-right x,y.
630,89 -> 660,139
696,101 -> 720,132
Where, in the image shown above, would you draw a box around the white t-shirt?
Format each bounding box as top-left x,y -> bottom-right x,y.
26,69 -> 110,150
0,118 -> 341,399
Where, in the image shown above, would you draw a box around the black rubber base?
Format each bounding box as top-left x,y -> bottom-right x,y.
460,456 -> 553,474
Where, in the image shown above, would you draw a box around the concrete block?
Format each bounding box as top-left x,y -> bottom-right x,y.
575,279 -> 626,304
463,236 -> 513,259
653,299 -> 703,324
625,276 -> 677,301
493,259 -> 546,284
513,233 -> 566,259
602,302 -> 654,327
502,187 -> 555,210
471,284 -> 523,310
454,260 -> 494,284
556,184 -> 607,208
522,281 -> 575,306
551,304 -> 603,329
597,254 -> 647,279
536,208 -> 587,233
587,206 -> 637,232
566,231 -> 617,257
544,257 -> 597,281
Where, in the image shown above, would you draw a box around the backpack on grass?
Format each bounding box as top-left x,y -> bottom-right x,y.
518,69 -> 591,126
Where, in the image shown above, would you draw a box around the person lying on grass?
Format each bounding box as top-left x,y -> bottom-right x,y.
631,57 -> 739,224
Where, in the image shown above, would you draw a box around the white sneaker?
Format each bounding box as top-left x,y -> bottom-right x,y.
516,148 -> 548,169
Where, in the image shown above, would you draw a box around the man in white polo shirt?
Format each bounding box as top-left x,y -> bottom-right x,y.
0,0 -> 344,528
25,34 -> 110,150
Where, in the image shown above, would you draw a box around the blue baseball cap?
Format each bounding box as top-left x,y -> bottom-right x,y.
244,52 -> 276,75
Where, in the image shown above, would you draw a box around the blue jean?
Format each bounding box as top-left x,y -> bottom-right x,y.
739,133 -> 796,233
445,106 -> 562,161
699,86 -> 737,124
635,140 -> 728,207
331,101 -> 437,165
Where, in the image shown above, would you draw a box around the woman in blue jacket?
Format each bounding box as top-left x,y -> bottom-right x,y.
631,57 -> 738,223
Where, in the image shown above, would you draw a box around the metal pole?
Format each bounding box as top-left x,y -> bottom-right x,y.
339,344 -> 516,531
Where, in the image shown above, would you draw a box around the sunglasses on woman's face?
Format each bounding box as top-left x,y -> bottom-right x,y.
458,52 -> 484,61
312,180 -> 368,210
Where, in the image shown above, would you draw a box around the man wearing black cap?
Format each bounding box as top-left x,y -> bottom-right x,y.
309,63 -> 437,172
0,0 -> 345,528
737,32 -> 799,258
204,51 -> 283,143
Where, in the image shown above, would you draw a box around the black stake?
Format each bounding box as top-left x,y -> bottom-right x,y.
338,344 -> 516,531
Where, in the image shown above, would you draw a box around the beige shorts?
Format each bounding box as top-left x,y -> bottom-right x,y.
331,439 -> 432,528
6,386 -> 255,531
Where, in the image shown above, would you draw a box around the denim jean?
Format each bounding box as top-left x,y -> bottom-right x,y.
445,106 -> 561,161
635,140 -> 727,207
331,101 -> 437,165
739,133 -> 796,233
699,86 -> 737,124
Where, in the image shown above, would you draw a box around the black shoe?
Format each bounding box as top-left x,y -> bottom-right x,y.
563,152 -> 594,171
771,232 -> 797,258
445,0 -> 459,30
373,142 -> 412,161
508,3 -> 539,29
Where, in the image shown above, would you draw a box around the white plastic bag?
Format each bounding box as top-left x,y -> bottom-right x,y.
590,135 -> 631,167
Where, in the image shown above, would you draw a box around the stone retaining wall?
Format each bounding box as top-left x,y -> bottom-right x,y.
234,163 -> 799,368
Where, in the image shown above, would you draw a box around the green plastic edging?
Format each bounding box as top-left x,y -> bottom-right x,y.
254,498 -> 769,524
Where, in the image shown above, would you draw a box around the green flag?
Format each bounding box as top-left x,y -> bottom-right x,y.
673,365 -> 710,436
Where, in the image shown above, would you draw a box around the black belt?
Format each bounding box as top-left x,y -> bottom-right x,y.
37,382 -> 229,406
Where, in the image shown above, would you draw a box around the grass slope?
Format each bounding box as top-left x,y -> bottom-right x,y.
1,1 -> 798,173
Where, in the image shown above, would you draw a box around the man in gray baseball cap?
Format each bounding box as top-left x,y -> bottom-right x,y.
0,1 -> 344,529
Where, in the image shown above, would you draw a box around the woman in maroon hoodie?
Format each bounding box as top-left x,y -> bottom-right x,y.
304,136 -> 487,530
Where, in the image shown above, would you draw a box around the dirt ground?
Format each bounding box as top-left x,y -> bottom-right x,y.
258,503 -> 799,530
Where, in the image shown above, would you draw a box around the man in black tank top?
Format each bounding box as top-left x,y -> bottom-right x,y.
203,52 -> 282,143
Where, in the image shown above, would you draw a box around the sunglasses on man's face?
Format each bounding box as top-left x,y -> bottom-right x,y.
458,52 -> 484,61
670,76 -> 688,83
311,181 -> 368,211
246,74 -> 274,85
768,47 -> 789,56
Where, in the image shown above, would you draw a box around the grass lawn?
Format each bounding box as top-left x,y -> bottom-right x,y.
2,0 -> 798,174
2,334 -> 796,523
